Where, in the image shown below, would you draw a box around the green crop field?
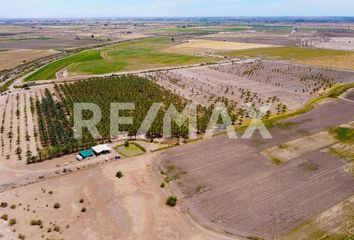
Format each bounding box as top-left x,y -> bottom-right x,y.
225,46 -> 350,60
224,46 -> 354,70
116,142 -> 146,158
25,37 -> 214,81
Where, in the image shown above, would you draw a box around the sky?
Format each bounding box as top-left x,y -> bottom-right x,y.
1,0 -> 353,18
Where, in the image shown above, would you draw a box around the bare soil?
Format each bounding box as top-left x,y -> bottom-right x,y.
0,153 -> 233,240
157,98 -> 354,239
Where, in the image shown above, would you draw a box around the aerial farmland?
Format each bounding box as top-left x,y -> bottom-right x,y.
0,12 -> 353,240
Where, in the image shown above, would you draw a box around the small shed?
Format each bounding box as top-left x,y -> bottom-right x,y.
92,144 -> 111,155
79,149 -> 95,159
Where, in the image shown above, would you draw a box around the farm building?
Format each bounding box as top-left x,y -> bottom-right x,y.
79,149 -> 95,159
92,144 -> 111,155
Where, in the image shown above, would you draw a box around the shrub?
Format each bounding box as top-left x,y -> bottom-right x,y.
48,190 -> 53,194
79,199 -> 84,203
53,203 -> 60,209
124,141 -> 130,147
81,207 -> 86,213
53,225 -> 60,232
166,196 -> 177,207
9,218 -> 16,226
0,202 -> 8,208
10,204 -> 16,209
116,171 -> 123,178
18,233 -> 25,240
0,214 -> 8,221
160,182 -> 166,188
331,127 -> 354,143
30,219 -> 42,226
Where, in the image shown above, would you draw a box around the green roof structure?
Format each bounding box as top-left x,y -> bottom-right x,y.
79,149 -> 94,159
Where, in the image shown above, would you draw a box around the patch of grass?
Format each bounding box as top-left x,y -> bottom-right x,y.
278,144 -> 288,149
246,236 -> 265,240
299,162 -> 319,172
116,142 -> 146,158
271,157 -> 284,165
0,79 -> 15,93
328,147 -> 354,161
26,37 -> 214,81
328,86 -> 354,98
330,127 -> 354,143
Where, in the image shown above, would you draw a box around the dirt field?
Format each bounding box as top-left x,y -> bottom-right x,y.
311,37 -> 354,51
164,39 -> 273,55
200,32 -> 302,46
0,152 -> 233,240
0,49 -> 60,70
281,196 -> 354,239
157,98 -> 354,239
0,38 -> 104,50
263,131 -> 338,163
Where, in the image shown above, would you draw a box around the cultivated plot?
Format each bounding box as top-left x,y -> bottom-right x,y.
25,37 -> 215,81
164,39 -> 273,55
224,46 -> 354,71
0,49 -> 59,70
157,98 -> 354,239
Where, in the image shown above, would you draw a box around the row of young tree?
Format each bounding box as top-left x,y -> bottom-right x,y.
31,75 -> 235,162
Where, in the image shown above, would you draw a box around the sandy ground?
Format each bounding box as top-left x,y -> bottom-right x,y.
164,40 -> 274,55
0,152 -> 234,240
0,49 -> 59,70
